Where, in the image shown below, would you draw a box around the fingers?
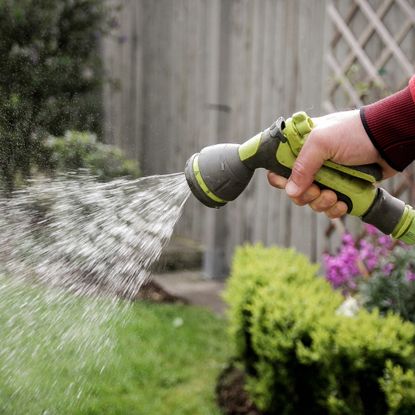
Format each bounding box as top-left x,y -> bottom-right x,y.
268,172 -> 322,206
325,201 -> 348,219
309,190 -> 337,212
267,172 -> 319,205
267,172 -> 347,219
285,133 -> 330,198
267,172 -> 287,189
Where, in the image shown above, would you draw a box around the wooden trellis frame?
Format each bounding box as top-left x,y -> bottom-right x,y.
324,0 -> 415,241
325,0 -> 414,112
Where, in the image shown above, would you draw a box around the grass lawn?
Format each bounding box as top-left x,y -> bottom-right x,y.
83,302 -> 231,415
0,281 -> 231,415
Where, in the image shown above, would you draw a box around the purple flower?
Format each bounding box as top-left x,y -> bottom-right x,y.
377,235 -> 393,252
359,239 -> 379,272
364,224 -> 379,235
323,239 -> 361,292
405,271 -> 415,282
324,224 -> 415,301
342,233 -> 354,246
382,263 -> 394,275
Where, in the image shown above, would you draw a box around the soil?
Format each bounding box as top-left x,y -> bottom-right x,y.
216,363 -> 262,415
132,279 -> 188,304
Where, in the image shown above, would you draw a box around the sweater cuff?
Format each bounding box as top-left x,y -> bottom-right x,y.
360,75 -> 415,172
410,75 -> 415,102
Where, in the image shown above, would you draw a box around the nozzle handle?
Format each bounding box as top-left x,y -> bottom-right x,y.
241,112 -> 415,242
185,110 -> 415,243
279,112 -> 415,242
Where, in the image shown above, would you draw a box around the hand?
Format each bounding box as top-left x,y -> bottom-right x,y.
267,110 -> 397,219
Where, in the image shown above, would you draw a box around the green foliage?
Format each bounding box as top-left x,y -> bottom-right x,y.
0,0 -> 109,191
224,244 -> 415,415
380,361 -> 415,415
48,131 -> 140,181
359,246 -> 415,324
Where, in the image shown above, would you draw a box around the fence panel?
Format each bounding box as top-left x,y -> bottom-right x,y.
102,0 -> 415,276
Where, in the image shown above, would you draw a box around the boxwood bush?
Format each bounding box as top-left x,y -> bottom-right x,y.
224,245 -> 415,415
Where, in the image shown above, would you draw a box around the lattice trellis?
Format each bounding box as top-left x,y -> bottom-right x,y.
324,0 -> 415,241
325,0 -> 415,112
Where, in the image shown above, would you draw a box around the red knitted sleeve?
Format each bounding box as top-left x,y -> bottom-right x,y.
360,75 -> 415,171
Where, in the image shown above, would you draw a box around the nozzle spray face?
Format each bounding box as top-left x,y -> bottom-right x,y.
184,154 -> 226,208
184,143 -> 254,208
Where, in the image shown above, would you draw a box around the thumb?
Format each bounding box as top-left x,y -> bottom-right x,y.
285,138 -> 328,198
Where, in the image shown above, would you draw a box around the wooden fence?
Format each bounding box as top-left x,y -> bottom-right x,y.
102,0 -> 415,277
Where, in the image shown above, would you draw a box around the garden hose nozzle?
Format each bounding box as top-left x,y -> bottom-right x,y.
184,112 -> 415,244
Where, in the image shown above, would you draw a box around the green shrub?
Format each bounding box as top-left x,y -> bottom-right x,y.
0,0 -> 109,191
380,361 -> 415,415
224,244 -> 415,415
48,131 -> 140,181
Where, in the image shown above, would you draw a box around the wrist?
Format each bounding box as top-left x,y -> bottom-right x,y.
360,78 -> 415,172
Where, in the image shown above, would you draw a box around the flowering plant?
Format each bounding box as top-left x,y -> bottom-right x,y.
323,224 -> 396,293
360,245 -> 415,323
323,225 -> 415,322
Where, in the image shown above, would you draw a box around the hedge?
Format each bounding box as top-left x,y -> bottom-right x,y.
224,245 -> 415,415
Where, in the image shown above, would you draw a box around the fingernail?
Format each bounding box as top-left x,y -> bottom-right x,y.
286,181 -> 299,197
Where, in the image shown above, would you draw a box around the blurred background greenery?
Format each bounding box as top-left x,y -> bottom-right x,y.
0,0 -> 139,192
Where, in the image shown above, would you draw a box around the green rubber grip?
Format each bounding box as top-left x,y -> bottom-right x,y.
277,112 -> 379,217
283,112 -> 383,182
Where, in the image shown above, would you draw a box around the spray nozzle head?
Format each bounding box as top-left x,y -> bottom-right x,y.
184,143 -> 254,208
184,153 -> 226,208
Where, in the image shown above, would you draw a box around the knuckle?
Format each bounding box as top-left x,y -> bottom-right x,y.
303,187 -> 320,203
309,191 -> 336,212
309,198 -> 323,212
292,197 -> 307,207
320,191 -> 337,206
310,204 -> 324,213
308,131 -> 331,157
310,203 -> 325,213
326,202 -> 348,219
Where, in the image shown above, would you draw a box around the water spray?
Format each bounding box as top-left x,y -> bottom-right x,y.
185,111 -> 415,244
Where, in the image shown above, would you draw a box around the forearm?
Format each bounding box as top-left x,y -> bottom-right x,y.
360,75 -> 415,172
